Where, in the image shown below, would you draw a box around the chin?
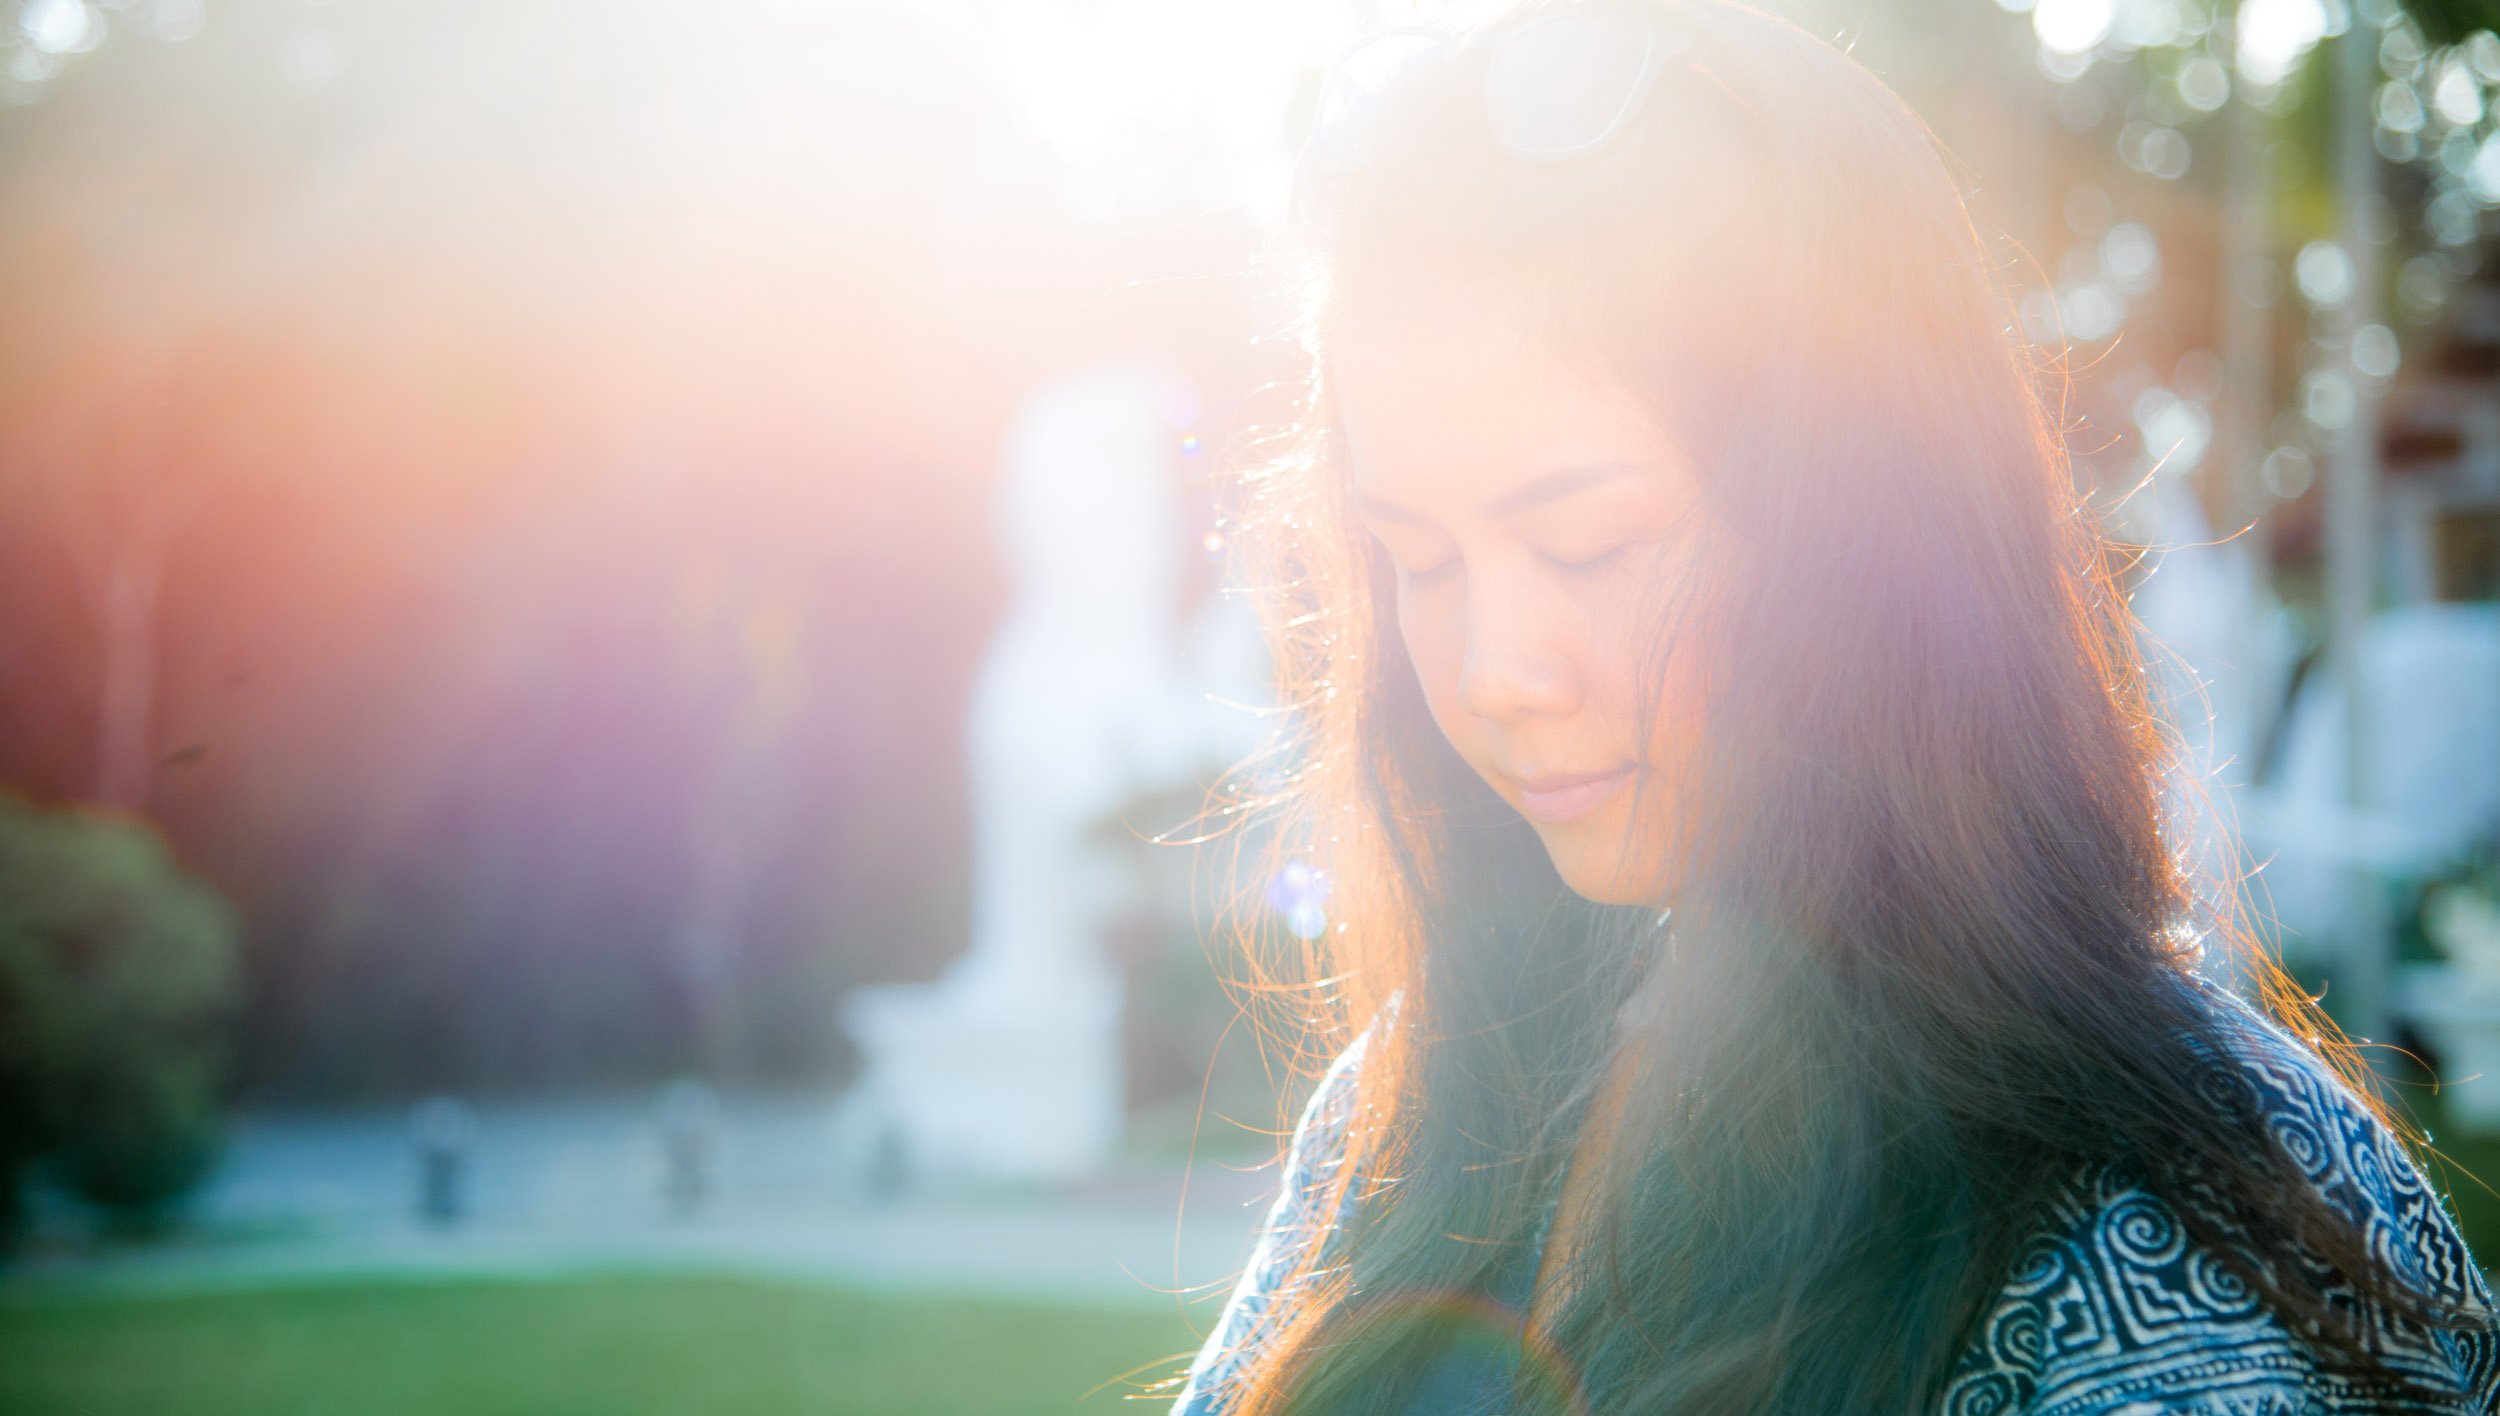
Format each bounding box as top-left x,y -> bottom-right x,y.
1534,824 -> 1670,907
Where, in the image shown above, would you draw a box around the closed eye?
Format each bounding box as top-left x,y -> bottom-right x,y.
1544,544 -> 1636,577
1365,527 -> 1461,586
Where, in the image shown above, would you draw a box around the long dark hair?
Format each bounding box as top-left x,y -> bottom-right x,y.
1203,1 -> 2479,1412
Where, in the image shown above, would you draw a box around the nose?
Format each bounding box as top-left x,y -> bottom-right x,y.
1455,577 -> 1581,723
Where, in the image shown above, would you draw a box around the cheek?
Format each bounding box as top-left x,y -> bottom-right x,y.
1627,610 -> 1715,775
1393,587 -> 1463,716
1608,549 -> 1719,737
1571,585 -> 1659,727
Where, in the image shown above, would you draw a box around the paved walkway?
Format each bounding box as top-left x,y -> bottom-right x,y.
2,1093 -> 1282,1311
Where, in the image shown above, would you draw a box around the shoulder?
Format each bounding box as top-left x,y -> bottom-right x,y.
2198,985 -> 2492,1322
1939,980 -> 2500,1416
1253,1020 -> 1375,1272
1169,1017 -> 1379,1415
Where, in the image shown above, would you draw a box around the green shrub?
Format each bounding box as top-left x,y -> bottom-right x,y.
0,793 -> 241,1239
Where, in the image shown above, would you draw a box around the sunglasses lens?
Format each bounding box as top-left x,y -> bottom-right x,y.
1483,11 -> 1660,160
1307,29 -> 1459,175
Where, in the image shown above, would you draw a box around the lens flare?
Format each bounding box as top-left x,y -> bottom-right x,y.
1338,1289 -> 1593,1416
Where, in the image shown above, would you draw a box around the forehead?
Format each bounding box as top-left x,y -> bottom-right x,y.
1329,305 -> 1690,514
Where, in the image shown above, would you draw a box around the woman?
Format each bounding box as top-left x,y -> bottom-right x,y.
1169,1 -> 2500,1413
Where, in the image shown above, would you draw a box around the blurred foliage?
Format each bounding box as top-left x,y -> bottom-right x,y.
0,792 -> 241,1239
0,0 -> 1152,1107
2410,0 -> 2500,48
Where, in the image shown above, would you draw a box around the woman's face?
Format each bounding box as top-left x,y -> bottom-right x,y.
1334,305 -> 1721,908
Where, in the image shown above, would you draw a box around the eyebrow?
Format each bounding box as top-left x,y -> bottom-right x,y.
1354,461 -> 1646,525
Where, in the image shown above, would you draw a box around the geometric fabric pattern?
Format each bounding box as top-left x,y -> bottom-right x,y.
1175,986 -> 2500,1415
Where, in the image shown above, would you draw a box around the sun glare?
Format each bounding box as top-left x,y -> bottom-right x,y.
2234,0 -> 2332,89
979,0 -> 1361,220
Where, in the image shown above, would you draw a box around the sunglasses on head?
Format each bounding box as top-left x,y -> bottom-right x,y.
1298,3 -> 1691,186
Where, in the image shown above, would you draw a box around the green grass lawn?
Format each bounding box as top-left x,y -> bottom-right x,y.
0,1273 -> 1205,1416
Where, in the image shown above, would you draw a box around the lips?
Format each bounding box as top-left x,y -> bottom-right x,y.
1511,764 -> 1635,825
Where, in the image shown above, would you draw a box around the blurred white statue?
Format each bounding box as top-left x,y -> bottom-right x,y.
2261,605 -> 2500,974
2128,478 -> 2500,983
835,366 -> 1259,1184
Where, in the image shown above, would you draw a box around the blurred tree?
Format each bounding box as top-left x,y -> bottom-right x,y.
0,0 -> 1021,1104
1941,0 -> 2500,1049
0,792 -> 240,1241
2408,0 -> 2500,46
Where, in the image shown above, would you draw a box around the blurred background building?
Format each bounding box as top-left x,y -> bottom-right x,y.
0,1 -> 2497,1413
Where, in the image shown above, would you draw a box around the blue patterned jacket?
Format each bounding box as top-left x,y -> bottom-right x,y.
1172,985 -> 2500,1414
